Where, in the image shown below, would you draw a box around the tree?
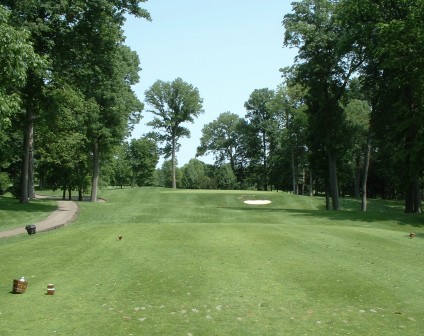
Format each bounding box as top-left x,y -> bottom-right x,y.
244,88 -> 277,190
283,0 -> 363,210
0,3 -> 43,202
215,164 -> 237,190
0,5 -> 37,194
36,83 -> 92,200
128,137 -> 159,186
197,112 -> 244,171
108,143 -> 132,188
181,159 -> 211,189
340,0 -> 424,213
62,5 -> 146,201
0,5 -> 38,131
157,160 -> 182,188
2,0 -> 149,203
145,78 -> 204,189
270,82 -> 308,194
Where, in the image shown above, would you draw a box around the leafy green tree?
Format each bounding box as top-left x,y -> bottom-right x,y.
129,137 -> 159,186
157,160 -> 182,188
0,4 -> 42,201
0,5 -> 38,131
145,78 -> 204,189
233,118 -> 262,188
181,159 -> 211,189
244,88 -> 276,190
341,0 -> 424,213
215,164 -> 237,190
36,83 -> 92,200
2,0 -> 149,203
343,97 -> 371,198
283,0 -> 363,210
270,82 -> 308,194
109,143 -> 132,188
197,112 -> 243,171
66,15 -> 145,201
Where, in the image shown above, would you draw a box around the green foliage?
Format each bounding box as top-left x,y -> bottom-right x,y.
157,160 -> 182,188
340,0 -> 424,212
197,112 -> 242,166
145,78 -> 204,188
244,88 -> 277,190
215,164 -> 237,190
181,159 -> 211,189
0,0 -> 149,202
0,172 -> 10,195
284,0 -> 364,209
145,78 -> 204,154
129,137 -> 159,186
36,83 -> 92,195
0,5 -> 39,123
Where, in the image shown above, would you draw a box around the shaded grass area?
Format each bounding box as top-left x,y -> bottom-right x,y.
0,196 -> 57,231
0,188 -> 423,335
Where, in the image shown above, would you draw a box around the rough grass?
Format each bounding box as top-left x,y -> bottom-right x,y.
0,187 -> 423,335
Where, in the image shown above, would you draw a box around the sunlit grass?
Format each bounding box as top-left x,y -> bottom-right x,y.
0,188 -> 423,335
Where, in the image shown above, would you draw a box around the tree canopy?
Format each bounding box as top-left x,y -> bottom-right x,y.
145,78 -> 204,189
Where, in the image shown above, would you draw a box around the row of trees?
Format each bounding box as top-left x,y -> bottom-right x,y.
283,0 -> 423,213
1,0 -> 422,214
0,1 -> 150,202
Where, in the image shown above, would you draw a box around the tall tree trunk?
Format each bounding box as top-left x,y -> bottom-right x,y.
262,131 -> 268,191
291,145 -> 298,194
28,141 -> 36,199
361,135 -> 371,212
405,178 -> 422,213
20,109 -> 33,204
413,179 -> 422,214
309,168 -> 313,196
91,141 -> 100,202
328,150 -> 340,210
171,131 -> 177,189
325,181 -> 330,210
354,156 -> 361,198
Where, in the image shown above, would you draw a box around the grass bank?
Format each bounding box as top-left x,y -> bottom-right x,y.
0,188 -> 423,335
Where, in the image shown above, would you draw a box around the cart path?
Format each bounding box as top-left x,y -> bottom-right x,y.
0,200 -> 79,238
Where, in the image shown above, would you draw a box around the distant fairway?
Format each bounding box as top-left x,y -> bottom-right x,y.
0,188 -> 423,335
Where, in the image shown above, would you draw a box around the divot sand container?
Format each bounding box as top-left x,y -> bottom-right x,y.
47,284 -> 55,295
13,277 -> 28,294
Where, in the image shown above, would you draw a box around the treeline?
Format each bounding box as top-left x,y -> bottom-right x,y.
0,1 -> 150,202
195,0 -> 423,213
1,1 -> 423,214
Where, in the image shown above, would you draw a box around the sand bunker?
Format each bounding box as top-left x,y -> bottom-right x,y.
244,200 -> 271,205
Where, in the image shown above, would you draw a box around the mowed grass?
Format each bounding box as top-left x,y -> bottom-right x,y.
0,187 -> 423,335
0,196 -> 57,231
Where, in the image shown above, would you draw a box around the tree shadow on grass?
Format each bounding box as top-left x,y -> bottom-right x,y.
220,205 -> 424,228
0,197 -> 57,213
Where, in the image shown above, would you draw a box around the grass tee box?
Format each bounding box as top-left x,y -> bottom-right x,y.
0,187 -> 423,335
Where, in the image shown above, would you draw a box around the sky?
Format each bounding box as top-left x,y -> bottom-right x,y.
124,0 -> 297,166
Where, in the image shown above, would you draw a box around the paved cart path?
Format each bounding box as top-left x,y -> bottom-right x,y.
0,199 -> 79,238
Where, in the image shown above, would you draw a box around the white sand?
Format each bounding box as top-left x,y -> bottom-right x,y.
243,200 -> 271,205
